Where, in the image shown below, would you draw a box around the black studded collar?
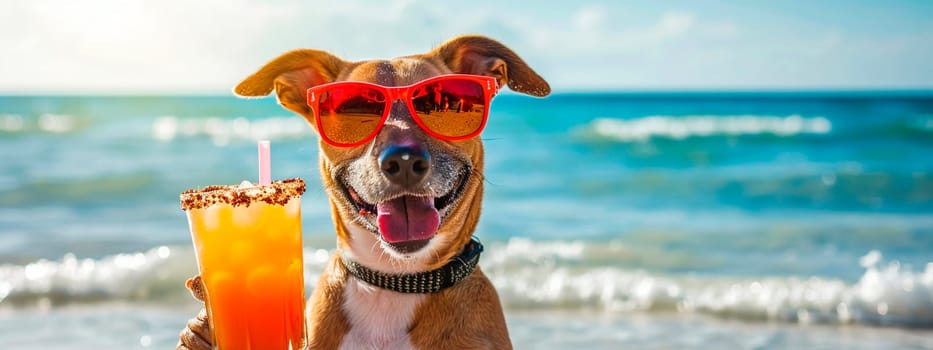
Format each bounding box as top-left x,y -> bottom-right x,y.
341,238 -> 484,294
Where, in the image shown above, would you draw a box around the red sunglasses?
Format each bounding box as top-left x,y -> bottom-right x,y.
306,74 -> 499,147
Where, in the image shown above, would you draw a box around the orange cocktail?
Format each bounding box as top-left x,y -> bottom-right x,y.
181,178 -> 306,350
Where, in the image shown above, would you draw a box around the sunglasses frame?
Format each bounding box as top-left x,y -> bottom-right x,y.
307,74 -> 499,148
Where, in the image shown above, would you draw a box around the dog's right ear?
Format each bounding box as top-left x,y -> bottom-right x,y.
430,35 -> 550,97
234,49 -> 348,119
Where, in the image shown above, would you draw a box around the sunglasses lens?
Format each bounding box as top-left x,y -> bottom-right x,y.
317,86 -> 387,145
412,78 -> 487,139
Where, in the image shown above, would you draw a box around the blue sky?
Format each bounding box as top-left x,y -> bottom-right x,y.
1,0 -> 931,93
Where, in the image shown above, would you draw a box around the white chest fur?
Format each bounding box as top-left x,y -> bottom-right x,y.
339,277 -> 426,350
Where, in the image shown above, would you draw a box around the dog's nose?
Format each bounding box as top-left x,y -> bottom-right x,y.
379,145 -> 430,187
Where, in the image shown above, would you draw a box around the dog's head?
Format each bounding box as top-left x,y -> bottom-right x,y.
235,35 -> 549,272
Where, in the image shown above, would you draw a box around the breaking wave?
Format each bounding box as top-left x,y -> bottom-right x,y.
150,116 -> 312,145
2,240 -> 931,328
580,115 -> 833,142
486,239 -> 933,327
0,113 -> 84,134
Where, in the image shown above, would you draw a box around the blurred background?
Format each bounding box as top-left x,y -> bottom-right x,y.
1,1 -> 932,349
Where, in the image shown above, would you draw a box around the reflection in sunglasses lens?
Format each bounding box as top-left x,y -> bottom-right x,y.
413,79 -> 486,138
319,86 -> 386,145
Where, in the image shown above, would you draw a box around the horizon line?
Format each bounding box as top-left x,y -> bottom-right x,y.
0,87 -> 933,99
2,87 -> 933,98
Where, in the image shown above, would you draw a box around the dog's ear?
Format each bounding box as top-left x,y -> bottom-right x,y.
234,49 -> 348,118
430,35 -> 550,97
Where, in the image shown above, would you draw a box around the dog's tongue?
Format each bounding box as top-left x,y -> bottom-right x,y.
377,196 -> 439,243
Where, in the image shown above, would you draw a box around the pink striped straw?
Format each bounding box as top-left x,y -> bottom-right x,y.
258,140 -> 271,185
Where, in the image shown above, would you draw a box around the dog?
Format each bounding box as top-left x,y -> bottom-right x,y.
177,35 -> 550,350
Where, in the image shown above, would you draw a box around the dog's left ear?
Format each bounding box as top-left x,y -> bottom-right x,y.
233,49 -> 348,119
430,35 -> 551,97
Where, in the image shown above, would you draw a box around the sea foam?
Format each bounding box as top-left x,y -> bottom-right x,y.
151,116 -> 311,145
485,240 -> 933,327
582,115 -> 832,142
1,240 -> 930,328
0,113 -> 82,134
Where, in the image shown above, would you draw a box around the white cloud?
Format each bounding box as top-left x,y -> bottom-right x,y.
1,0 -> 930,93
1,0 -> 532,93
1,0 -> 298,92
572,6 -> 608,35
7,1 -> 716,92
656,12 -> 696,38
521,7 -> 733,63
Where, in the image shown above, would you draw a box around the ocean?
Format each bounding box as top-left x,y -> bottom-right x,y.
1,92 -> 932,349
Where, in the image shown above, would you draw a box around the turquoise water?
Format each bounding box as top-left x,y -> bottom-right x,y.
1,93 -> 932,348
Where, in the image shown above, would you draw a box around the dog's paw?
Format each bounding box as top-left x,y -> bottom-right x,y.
185,275 -> 206,302
177,308 -> 212,350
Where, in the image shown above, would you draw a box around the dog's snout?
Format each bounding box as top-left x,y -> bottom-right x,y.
379,145 -> 430,188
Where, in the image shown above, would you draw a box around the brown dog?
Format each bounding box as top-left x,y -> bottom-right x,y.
178,35 -> 549,349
